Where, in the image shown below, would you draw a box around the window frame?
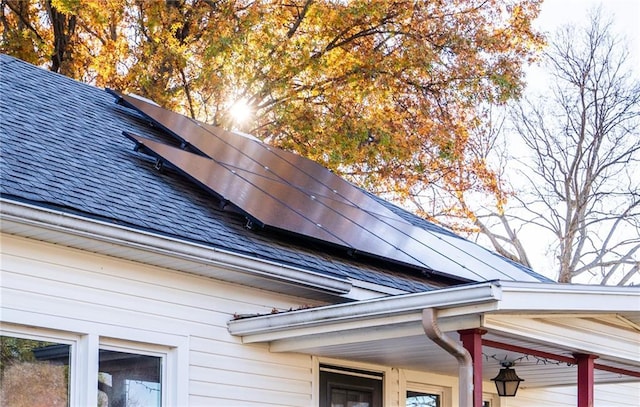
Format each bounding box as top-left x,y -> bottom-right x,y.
405,382 -> 450,407
98,338 -> 169,407
1,323 -> 185,407
0,323 -> 80,406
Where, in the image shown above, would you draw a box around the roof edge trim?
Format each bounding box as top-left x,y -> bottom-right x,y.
0,198 -> 352,296
495,280 -> 640,312
228,282 -> 502,337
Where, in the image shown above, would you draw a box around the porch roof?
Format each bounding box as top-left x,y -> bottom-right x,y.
228,281 -> 640,389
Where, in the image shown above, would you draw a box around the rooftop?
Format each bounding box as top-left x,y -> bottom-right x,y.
0,54 -> 551,293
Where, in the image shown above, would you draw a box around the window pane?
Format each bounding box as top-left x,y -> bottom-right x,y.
406,391 -> 440,407
0,335 -> 70,407
98,349 -> 161,407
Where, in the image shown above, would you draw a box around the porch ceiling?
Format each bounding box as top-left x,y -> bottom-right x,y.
228,282 -> 640,389
269,322 -> 638,389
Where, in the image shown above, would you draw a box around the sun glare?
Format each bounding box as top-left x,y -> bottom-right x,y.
229,98 -> 252,125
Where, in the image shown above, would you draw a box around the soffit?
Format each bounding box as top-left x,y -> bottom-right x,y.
228,284 -> 640,388
258,314 -> 639,388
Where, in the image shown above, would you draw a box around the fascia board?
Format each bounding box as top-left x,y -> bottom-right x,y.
228,282 -> 502,340
0,198 -> 352,296
496,281 -> 640,313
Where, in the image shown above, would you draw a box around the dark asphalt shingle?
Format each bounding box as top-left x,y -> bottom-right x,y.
1,55 -> 448,291
1,55 -> 552,291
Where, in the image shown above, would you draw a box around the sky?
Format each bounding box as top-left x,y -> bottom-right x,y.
524,0 -> 639,90
533,0 -> 639,66
512,0 -> 639,282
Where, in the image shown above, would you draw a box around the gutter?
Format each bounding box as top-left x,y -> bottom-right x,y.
228,282 -> 502,339
0,198 -> 352,296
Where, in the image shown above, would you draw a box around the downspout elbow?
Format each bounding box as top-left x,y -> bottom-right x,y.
422,308 -> 473,407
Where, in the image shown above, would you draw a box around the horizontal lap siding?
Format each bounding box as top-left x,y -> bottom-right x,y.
510,383 -> 640,407
0,234 -> 317,406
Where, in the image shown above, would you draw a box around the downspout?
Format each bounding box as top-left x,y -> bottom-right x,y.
422,308 -> 473,407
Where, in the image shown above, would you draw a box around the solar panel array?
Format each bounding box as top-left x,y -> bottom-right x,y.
111,89 -> 543,283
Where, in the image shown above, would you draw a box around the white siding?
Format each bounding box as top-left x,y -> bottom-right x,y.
0,234 -> 319,407
3,233 -> 637,407
503,382 -> 640,406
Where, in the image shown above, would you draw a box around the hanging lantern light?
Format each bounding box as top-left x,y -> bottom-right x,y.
492,362 -> 524,397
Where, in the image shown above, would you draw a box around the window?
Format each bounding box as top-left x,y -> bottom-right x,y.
406,391 -> 494,407
320,365 -> 383,407
0,335 -> 71,407
1,324 -> 177,407
406,382 -> 451,407
406,385 -> 495,407
406,391 -> 440,407
98,349 -> 163,407
482,391 -> 499,407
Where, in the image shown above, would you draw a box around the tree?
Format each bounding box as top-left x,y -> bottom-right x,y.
0,363 -> 68,407
0,336 -> 68,407
1,0 -> 545,216
450,10 -> 640,285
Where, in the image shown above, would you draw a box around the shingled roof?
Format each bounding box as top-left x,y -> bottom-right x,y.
0,55 -> 552,292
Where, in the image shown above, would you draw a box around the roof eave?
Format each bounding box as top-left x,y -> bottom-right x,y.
228,280 -> 640,344
0,198 -> 354,299
496,280 -> 640,313
227,281 -> 503,341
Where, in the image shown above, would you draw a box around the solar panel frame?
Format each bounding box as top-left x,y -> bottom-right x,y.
125,132 -> 435,268
112,89 -> 546,283
112,90 -> 393,217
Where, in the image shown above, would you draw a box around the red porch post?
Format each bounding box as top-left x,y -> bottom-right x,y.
575,353 -> 597,407
459,329 -> 486,407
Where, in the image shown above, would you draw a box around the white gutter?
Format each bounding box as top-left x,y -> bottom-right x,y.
0,198 -> 352,295
422,308 -> 473,407
228,282 -> 502,339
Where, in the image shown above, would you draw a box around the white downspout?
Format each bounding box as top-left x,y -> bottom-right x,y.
422,308 -> 473,407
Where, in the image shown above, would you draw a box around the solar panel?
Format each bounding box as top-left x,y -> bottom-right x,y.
111,89 -> 544,283
124,132 -> 429,267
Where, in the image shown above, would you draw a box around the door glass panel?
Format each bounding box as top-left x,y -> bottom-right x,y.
0,335 -> 70,407
320,367 -> 382,407
331,387 -> 373,407
98,349 -> 161,407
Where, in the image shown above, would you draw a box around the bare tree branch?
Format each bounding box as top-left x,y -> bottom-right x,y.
460,8 -> 640,285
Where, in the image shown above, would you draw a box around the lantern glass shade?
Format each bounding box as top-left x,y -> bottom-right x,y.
491,366 -> 524,397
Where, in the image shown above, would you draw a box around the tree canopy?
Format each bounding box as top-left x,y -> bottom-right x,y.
1,0 -> 543,222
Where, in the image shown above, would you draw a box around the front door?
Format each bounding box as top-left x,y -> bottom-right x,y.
320,366 -> 383,407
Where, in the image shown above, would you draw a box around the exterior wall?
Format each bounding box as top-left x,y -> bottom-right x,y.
1,234 -> 319,406
0,233 -> 475,407
504,382 -> 640,407
3,233 -> 637,407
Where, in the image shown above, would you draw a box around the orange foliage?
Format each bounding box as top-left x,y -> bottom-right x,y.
1,0 -> 544,225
